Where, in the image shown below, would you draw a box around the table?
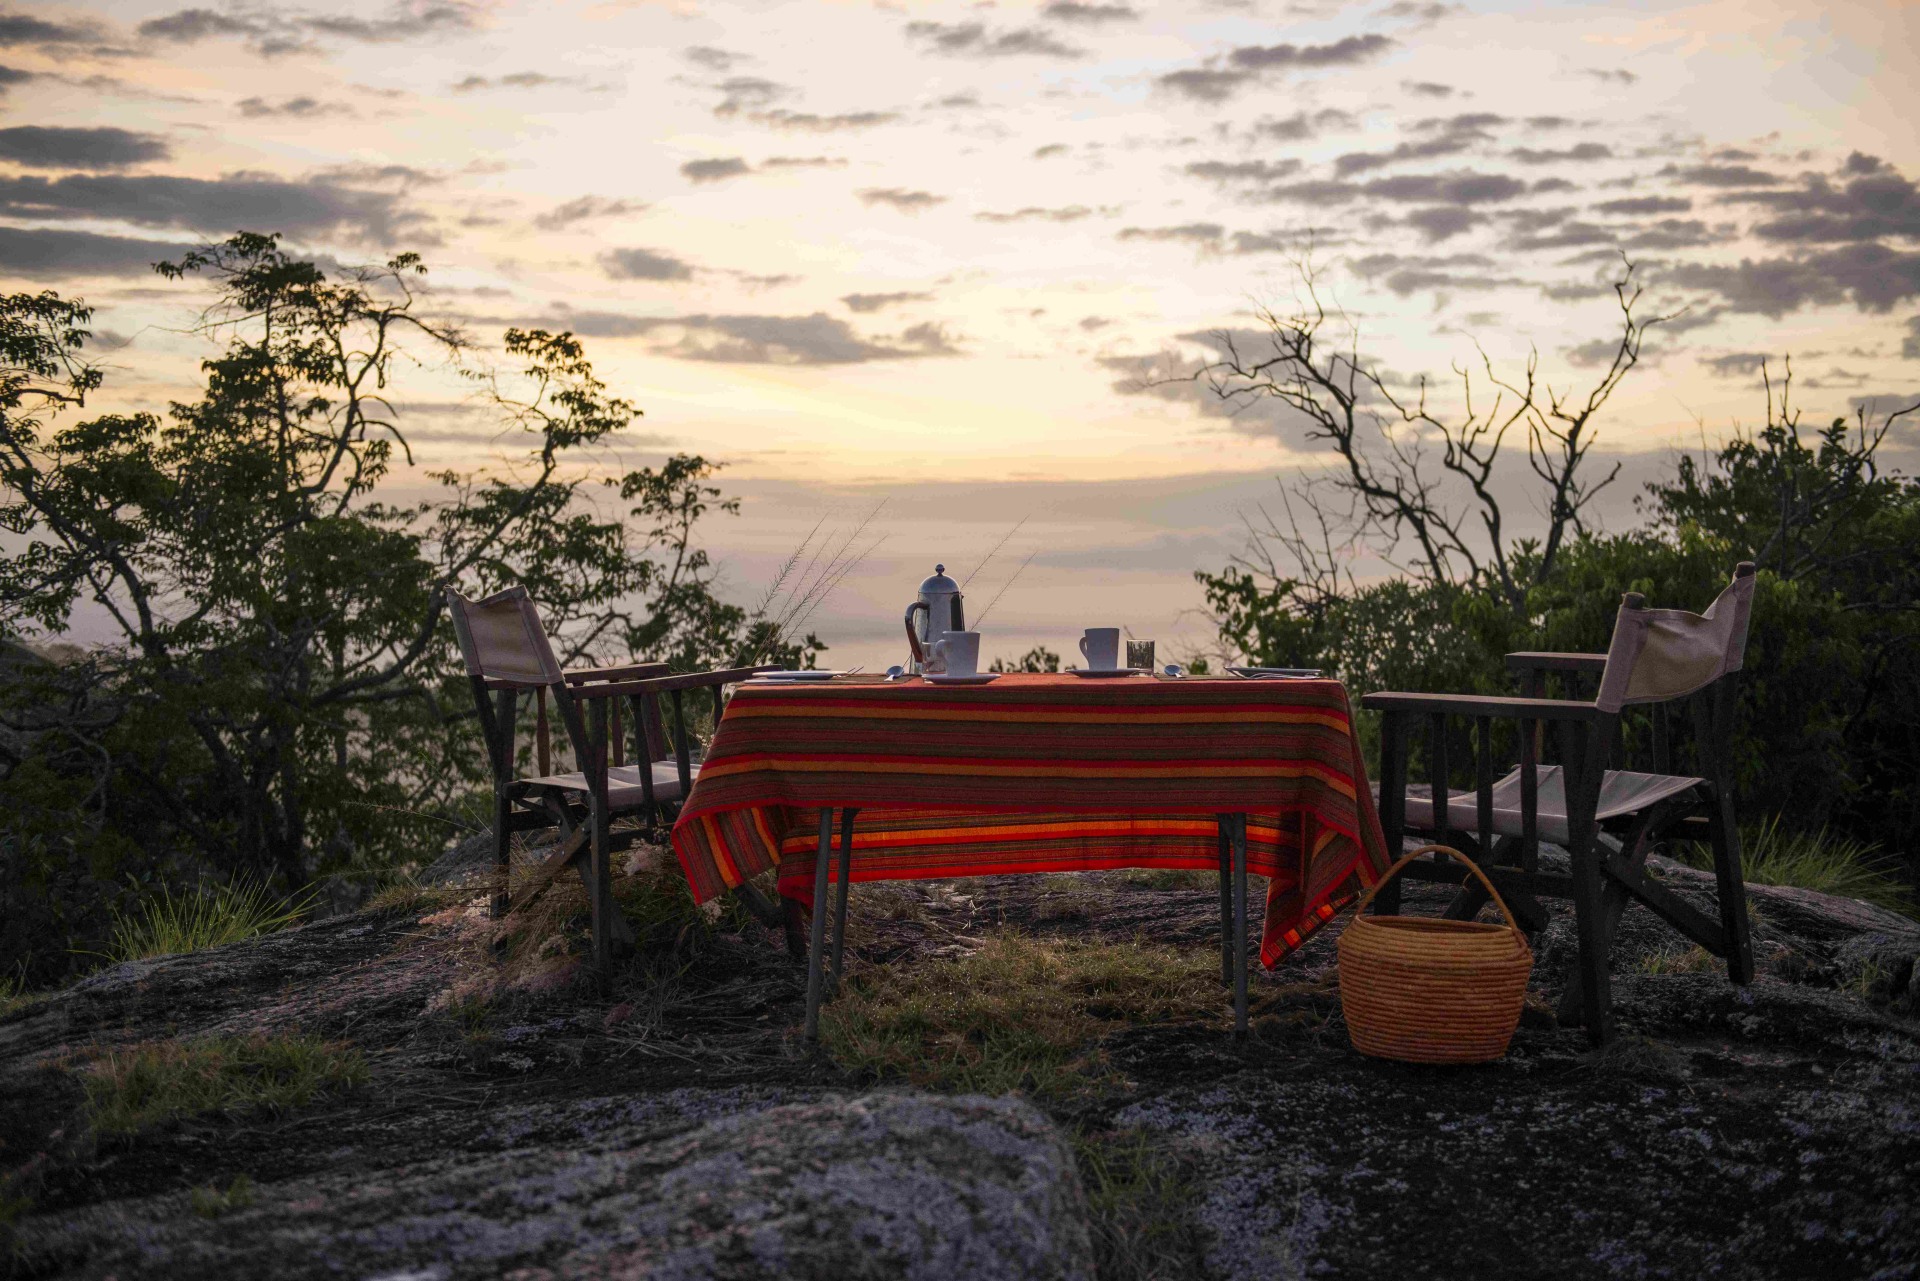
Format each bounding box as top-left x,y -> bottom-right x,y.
670,672 -> 1392,1034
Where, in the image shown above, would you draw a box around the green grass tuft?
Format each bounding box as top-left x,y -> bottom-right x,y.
819,933 -> 1222,1099
1678,816 -> 1915,918
1074,1129 -> 1205,1280
105,880 -> 315,963
189,1174 -> 256,1218
84,1033 -> 368,1135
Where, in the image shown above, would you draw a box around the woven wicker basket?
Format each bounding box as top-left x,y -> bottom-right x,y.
1337,845 -> 1534,1064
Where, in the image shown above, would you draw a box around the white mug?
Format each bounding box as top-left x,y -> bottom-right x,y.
932,630 -> 981,677
1079,627 -> 1121,671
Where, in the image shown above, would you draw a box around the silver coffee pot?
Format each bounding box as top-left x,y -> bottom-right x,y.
904,564 -> 965,674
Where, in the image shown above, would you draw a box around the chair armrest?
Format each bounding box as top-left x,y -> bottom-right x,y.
1504,651 -> 1607,674
569,665 -> 781,700
564,661 -> 671,685
1361,691 -> 1609,722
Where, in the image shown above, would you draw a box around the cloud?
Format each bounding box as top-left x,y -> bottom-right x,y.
599,246 -> 695,282
1584,68 -> 1638,85
905,21 -> 1081,58
1731,168 -> 1920,244
0,64 -> 33,92
1041,2 -> 1138,23
1033,143 -> 1069,159
558,311 -> 959,364
0,225 -> 194,278
1624,218 -> 1714,250
1509,142 -> 1612,164
1230,33 -> 1394,71
1263,169 -> 1529,208
843,291 -> 932,313
1156,68 -> 1252,103
1404,80 -> 1455,98
534,195 -> 646,230
236,95 -> 353,118
975,205 -> 1097,223
763,155 -> 847,170
0,126 -> 170,170
684,45 -> 745,71
1404,206 -> 1482,241
139,3 -> 479,55
1079,316 -> 1112,330
1662,243 -> 1920,315
1698,352 -> 1772,377
1349,251 -> 1515,295
452,71 -> 570,92
682,156 -> 752,183
0,11 -> 99,54
1596,195 -> 1690,215
713,76 -> 788,114
1157,34 -> 1393,101
1250,109 -> 1358,141
1905,316 -> 1920,360
1334,134 -> 1475,177
0,171 -> 424,242
1184,159 -> 1301,185
1117,223 -> 1224,251
858,187 -> 945,212
1661,163 -> 1782,188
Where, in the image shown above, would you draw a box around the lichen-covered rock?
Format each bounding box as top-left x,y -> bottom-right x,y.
16,1091 -> 1096,1281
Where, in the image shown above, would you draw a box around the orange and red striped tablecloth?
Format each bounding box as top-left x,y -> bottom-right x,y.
670,673 -> 1392,967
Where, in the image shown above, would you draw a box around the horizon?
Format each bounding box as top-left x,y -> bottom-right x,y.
4,0 -> 1917,669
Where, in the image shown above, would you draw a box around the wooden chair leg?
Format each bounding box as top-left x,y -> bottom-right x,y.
589,803 -> 615,980
1707,793 -> 1755,985
490,792 -> 512,920
1564,832 -> 1614,1044
782,895 -> 808,957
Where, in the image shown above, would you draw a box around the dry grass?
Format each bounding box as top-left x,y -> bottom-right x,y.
819,933 -> 1223,1099
83,1034 -> 368,1136
1638,944 -> 1718,976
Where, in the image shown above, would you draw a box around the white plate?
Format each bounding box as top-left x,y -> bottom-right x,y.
1068,668 -> 1143,678
923,673 -> 999,685
748,670 -> 848,681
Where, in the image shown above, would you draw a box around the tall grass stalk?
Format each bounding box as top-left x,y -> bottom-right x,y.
105,880 -> 316,963
1680,816 -> 1914,917
746,502 -> 887,661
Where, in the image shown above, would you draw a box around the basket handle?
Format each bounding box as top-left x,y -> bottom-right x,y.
1354,844 -> 1530,951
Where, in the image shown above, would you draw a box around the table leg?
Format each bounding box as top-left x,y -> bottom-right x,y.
1233,812 -> 1249,1035
830,807 -> 856,993
804,808 -> 833,1042
1216,815 -> 1233,988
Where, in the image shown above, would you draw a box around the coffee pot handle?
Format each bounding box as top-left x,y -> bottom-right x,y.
904,601 -> 929,667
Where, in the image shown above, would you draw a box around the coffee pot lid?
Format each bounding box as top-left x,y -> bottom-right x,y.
918,564 -> 960,595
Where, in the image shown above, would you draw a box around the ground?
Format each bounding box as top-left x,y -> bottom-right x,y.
3,847 -> 1918,1280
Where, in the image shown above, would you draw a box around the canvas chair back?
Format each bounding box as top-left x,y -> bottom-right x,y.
446,586 -> 565,688
1594,563 -> 1756,714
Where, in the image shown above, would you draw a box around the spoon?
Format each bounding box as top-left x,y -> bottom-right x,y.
884,665 -> 908,682
1162,663 -> 1187,679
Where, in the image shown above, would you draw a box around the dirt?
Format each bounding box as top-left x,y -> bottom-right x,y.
3,851 -> 1918,1279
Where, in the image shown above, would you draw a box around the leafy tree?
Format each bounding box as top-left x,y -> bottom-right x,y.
0,234 -> 804,980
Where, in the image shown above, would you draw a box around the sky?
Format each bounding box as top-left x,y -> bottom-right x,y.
3,0 -> 1918,669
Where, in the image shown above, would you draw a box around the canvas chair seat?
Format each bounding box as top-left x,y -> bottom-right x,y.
1388,765 -> 1705,845
524,760 -> 697,809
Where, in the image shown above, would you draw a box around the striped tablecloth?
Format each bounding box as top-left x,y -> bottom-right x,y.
670,673 -> 1392,966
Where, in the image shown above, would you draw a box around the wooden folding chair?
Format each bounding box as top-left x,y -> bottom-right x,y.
446,585 -> 778,972
1364,563 -> 1758,1044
